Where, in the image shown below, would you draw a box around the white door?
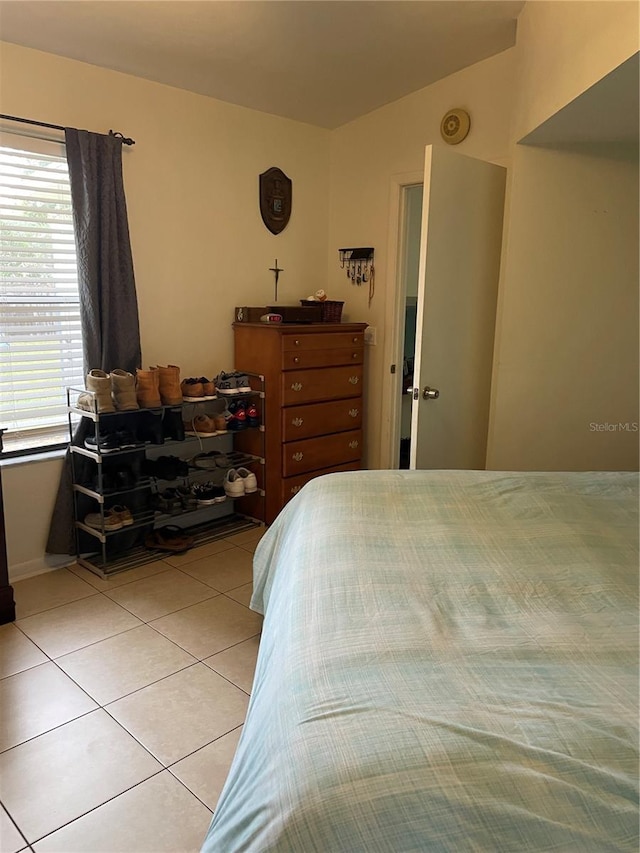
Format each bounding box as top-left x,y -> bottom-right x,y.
410,145 -> 506,469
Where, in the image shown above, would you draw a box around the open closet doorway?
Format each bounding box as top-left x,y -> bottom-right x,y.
398,185 -> 423,468
384,146 -> 506,471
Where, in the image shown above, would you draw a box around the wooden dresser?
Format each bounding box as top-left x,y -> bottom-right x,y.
233,322 -> 367,523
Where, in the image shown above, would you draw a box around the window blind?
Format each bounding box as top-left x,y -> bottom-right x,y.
0,142 -> 84,448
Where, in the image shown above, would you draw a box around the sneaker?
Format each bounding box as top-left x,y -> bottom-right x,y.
114,429 -> 142,450
183,414 -> 218,437
224,468 -> 245,498
181,378 -> 204,401
153,489 -> 183,515
236,466 -> 258,493
233,372 -> 252,394
227,400 -> 247,431
195,377 -> 217,400
110,504 -> 134,526
175,485 -> 198,511
84,508 -> 123,531
192,481 -> 227,506
246,401 -> 260,428
213,413 -> 227,433
215,371 -> 239,396
84,432 -> 120,454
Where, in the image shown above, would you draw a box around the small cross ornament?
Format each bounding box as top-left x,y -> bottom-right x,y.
269,259 -> 283,302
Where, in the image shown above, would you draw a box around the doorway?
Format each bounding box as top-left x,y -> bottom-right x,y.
398,184 -> 423,468
384,146 -> 506,472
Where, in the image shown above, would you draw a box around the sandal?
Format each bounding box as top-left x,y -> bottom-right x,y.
144,525 -> 195,553
191,451 -> 221,470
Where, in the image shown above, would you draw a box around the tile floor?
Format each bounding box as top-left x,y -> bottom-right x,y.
0,527 -> 265,853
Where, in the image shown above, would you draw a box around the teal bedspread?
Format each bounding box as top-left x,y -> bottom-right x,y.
202,470 -> 639,852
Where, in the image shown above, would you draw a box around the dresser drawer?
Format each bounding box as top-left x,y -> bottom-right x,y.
282,347 -> 363,371
282,331 -> 365,352
283,365 -> 363,405
281,462 -> 361,506
282,429 -> 362,477
283,399 -> 363,442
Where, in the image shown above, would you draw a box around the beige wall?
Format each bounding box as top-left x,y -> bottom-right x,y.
486,0 -> 639,471
327,48 -> 517,467
512,1 -> 640,143
0,42 -> 331,376
0,41 -> 330,579
487,144 -> 639,470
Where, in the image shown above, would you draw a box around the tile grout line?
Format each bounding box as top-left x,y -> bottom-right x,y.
23,765 -> 169,849
3,535 -> 265,849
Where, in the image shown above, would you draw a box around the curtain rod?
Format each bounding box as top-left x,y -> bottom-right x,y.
0,113 -> 135,145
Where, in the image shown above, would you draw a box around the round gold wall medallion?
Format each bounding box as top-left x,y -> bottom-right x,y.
440,109 -> 471,145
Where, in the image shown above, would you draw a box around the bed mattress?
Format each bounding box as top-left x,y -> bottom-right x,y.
202,470 -> 639,852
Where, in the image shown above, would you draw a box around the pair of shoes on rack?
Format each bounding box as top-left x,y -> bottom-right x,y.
181,377 -> 217,401
84,505 -> 133,531
225,400 -> 260,430
77,369 -> 140,414
192,482 -> 227,506
215,371 -> 252,396
136,365 -> 183,408
183,414 -> 224,437
190,451 -> 227,470
84,429 -> 142,454
142,455 -> 189,480
152,486 -> 197,514
89,464 -> 141,493
224,467 -> 257,498
144,525 -> 194,553
135,408 -> 185,445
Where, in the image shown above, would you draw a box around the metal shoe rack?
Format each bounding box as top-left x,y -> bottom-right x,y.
66,373 -> 266,577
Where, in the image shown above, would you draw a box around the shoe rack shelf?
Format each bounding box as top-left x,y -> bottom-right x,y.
66,374 -> 266,577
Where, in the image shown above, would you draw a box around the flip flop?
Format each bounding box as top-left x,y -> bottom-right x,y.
144,525 -> 195,553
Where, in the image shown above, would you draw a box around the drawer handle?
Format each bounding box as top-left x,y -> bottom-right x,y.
292,417 -> 304,427
294,339 -> 301,346
348,376 -> 359,385
292,451 -> 304,462
291,382 -> 303,392
352,352 -> 358,359
348,440 -> 359,449
352,337 -> 359,343
348,408 -> 359,418
290,485 -> 301,495
293,357 -> 300,364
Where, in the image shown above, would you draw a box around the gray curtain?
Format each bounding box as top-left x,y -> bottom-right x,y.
46,129 -> 141,555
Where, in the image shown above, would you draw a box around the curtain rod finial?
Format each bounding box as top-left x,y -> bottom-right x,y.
108,129 -> 135,146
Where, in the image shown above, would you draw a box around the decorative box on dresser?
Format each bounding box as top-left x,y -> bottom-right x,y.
233,322 -> 367,524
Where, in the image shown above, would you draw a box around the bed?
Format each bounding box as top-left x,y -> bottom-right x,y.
201,470 -> 639,852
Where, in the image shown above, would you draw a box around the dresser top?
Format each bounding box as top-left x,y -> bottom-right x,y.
233,322 -> 367,333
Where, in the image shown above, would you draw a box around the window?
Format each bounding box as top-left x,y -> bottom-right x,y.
0,135 -> 84,454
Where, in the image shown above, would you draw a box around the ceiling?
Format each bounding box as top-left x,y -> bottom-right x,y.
0,1 -> 524,129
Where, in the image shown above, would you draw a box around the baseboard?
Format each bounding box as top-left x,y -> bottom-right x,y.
9,554 -> 75,583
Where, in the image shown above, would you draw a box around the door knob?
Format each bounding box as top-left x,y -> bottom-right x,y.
422,386 -> 440,400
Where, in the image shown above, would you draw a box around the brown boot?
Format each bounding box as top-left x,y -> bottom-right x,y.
136,368 -> 161,408
110,369 -> 140,411
77,369 -> 115,413
156,364 -> 183,406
